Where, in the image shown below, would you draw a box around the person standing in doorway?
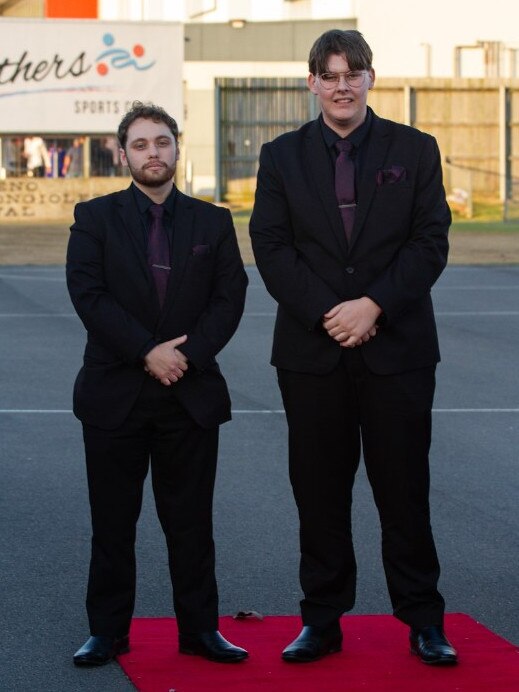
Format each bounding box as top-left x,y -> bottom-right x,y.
250,30 -> 457,666
23,135 -> 51,177
62,137 -> 85,177
67,101 -> 248,667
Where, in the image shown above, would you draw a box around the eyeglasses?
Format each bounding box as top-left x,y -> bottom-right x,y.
316,71 -> 367,90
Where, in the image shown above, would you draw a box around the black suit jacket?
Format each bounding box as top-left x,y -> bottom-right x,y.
249,112 -> 450,375
67,185 -> 247,430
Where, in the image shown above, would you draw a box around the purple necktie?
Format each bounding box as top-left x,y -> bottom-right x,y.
334,140 -> 356,243
148,203 -> 170,308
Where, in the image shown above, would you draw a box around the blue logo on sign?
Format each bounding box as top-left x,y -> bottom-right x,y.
95,33 -> 155,75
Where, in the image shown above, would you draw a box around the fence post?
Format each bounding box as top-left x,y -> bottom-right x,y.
466,169 -> 473,218
403,85 -> 415,127
498,85 -> 510,206
83,136 -> 90,178
214,83 -> 222,203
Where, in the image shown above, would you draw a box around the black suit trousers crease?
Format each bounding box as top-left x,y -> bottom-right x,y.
83,376 -> 219,637
277,348 -> 445,630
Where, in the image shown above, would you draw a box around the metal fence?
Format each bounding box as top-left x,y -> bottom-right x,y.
215,78 -> 319,201
215,77 -> 519,212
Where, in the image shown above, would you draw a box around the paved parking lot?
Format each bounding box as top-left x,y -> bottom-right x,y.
0,263 -> 518,691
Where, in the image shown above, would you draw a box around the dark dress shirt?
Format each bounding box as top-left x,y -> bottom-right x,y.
319,106 -> 374,192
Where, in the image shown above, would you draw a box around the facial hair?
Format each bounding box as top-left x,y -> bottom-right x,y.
127,159 -> 176,188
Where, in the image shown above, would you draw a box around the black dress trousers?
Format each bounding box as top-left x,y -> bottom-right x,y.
82,376 -> 219,636
277,348 -> 445,630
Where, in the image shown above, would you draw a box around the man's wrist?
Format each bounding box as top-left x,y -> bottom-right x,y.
362,295 -> 385,325
140,339 -> 157,361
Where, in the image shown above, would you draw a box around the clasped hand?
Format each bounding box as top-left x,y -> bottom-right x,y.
323,297 -> 381,348
143,334 -> 188,385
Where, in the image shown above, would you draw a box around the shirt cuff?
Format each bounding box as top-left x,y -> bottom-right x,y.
139,338 -> 157,361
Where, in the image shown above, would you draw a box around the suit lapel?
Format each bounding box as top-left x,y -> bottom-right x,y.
162,190 -> 195,312
304,121 -> 350,259
349,115 -> 392,249
115,186 -> 151,282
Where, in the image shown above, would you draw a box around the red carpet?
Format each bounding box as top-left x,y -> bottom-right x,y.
118,613 -> 519,691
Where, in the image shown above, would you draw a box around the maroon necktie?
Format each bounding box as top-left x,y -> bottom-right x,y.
334,140 -> 356,243
147,203 -> 170,308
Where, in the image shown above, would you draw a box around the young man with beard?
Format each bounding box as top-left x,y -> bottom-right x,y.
68,102 -> 248,666
250,30 -> 458,666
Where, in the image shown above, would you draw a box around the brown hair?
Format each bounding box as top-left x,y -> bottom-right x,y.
117,101 -> 179,149
308,29 -> 373,75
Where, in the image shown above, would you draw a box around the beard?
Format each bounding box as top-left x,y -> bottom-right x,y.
128,160 -> 176,188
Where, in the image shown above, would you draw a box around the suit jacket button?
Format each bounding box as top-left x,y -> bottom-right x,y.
345,266 -> 355,274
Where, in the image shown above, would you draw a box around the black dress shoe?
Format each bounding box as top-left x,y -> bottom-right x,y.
179,630 -> 248,663
73,635 -> 130,666
282,624 -> 342,663
410,625 -> 458,665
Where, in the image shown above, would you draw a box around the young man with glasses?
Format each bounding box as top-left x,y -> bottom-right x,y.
250,29 -> 457,666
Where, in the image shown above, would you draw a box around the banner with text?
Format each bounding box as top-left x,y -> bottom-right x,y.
0,19 -> 184,133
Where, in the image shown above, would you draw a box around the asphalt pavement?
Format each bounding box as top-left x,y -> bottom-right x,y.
0,263 -> 518,691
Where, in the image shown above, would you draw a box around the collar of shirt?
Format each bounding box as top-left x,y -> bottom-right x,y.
131,183 -> 177,243
319,106 -> 373,160
132,182 -> 177,219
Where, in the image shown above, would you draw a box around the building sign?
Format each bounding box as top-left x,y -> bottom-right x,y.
0,177 -> 130,221
0,19 -> 184,133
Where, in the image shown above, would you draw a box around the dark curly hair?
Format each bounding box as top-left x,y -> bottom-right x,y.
117,101 -> 179,150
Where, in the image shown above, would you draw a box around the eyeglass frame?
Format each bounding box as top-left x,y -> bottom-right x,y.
315,70 -> 368,90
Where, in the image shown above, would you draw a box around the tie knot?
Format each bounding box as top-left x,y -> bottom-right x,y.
149,203 -> 164,220
335,139 -> 353,155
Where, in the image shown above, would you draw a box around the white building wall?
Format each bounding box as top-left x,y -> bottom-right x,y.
98,0 -> 184,21
99,0 -> 354,22
356,0 -> 519,78
186,0 -> 354,22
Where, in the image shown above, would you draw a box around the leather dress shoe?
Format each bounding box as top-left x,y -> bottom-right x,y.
178,630 -> 248,662
73,635 -> 130,666
410,625 -> 458,665
282,624 -> 343,663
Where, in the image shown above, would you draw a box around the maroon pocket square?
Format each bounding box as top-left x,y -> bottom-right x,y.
192,244 -> 211,256
376,165 -> 407,185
